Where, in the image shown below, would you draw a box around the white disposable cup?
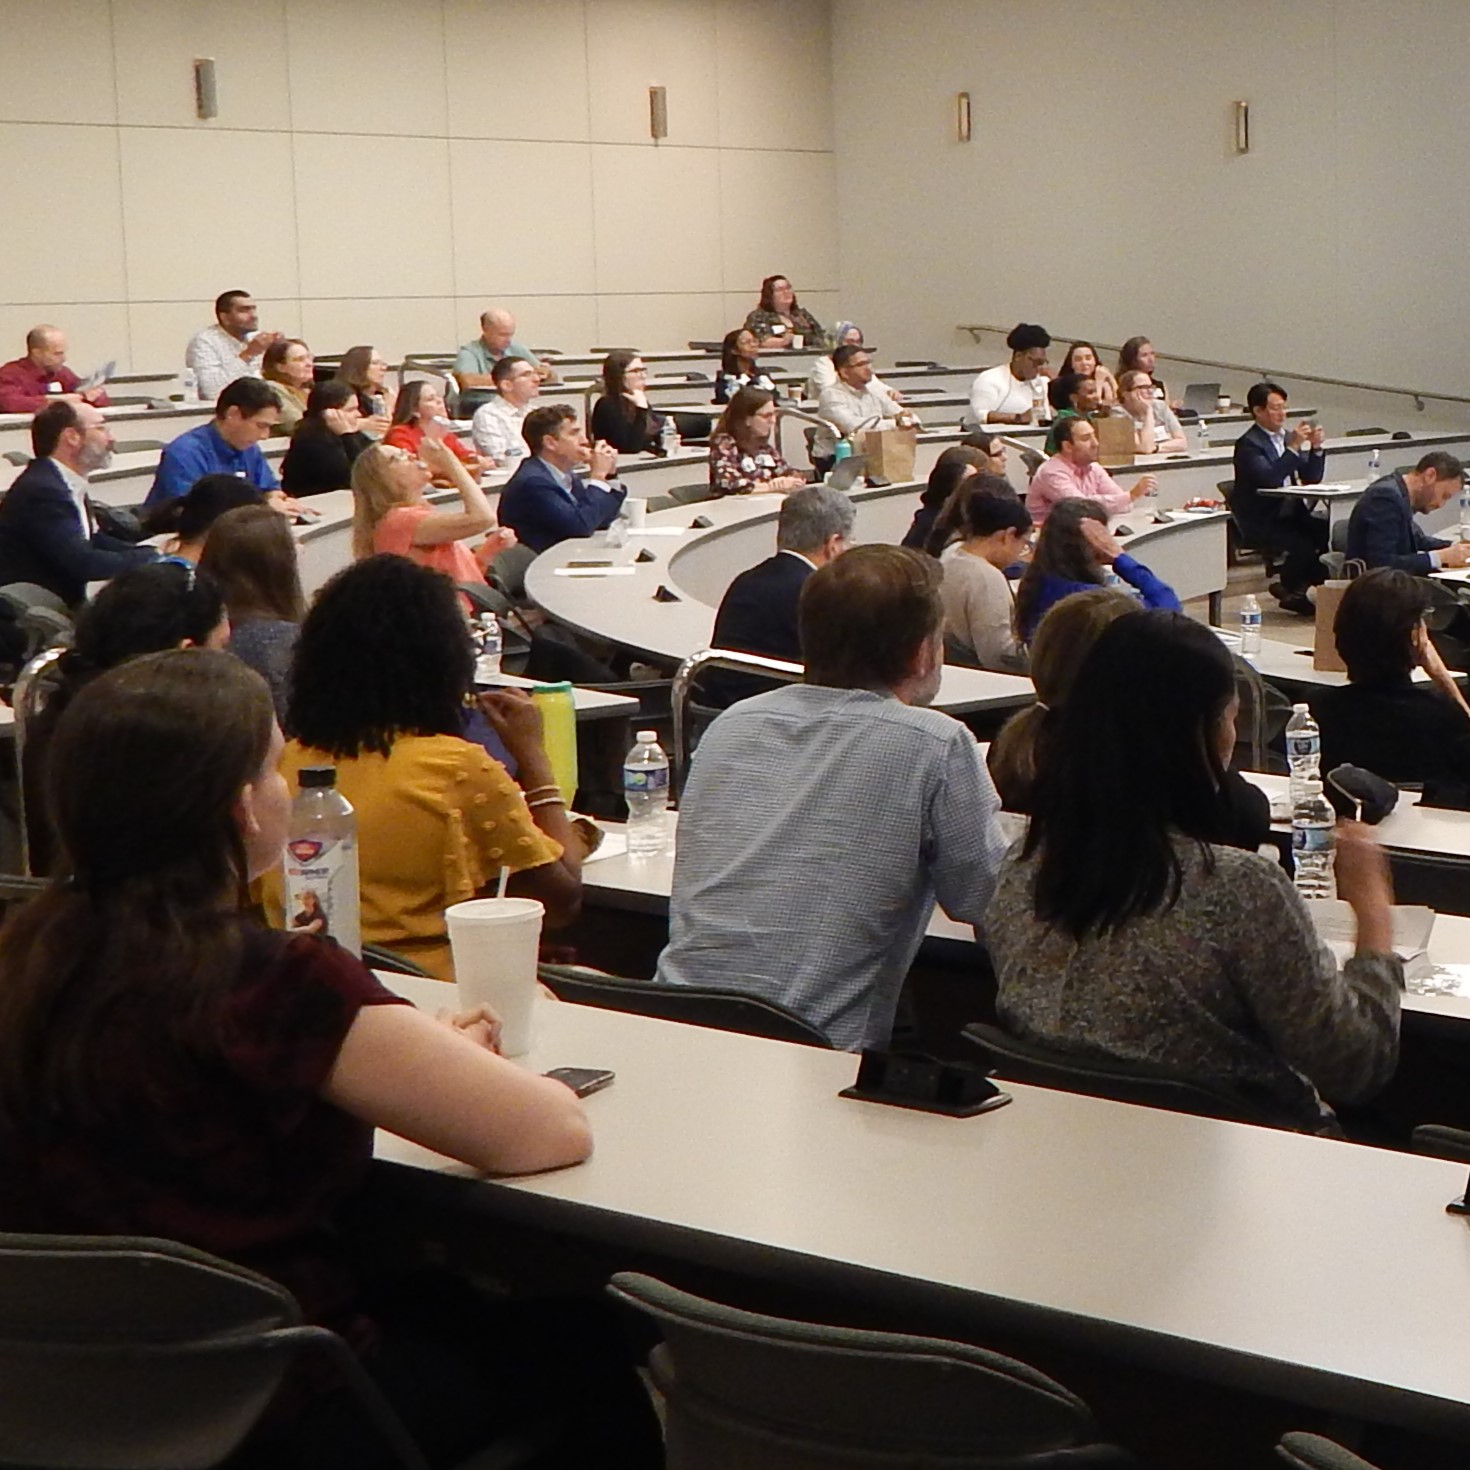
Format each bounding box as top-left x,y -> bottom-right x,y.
445,897 -> 544,1056
625,497 -> 648,529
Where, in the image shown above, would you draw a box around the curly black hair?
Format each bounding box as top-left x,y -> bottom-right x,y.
286,555 -> 473,757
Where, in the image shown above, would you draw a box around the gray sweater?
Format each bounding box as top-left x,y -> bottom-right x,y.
984,838 -> 1402,1130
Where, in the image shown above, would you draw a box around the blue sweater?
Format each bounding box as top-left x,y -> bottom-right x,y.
1020,553 -> 1180,641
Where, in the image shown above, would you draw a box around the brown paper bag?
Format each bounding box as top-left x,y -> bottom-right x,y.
1094,414 -> 1137,467
862,426 -> 918,482
1312,566 -> 1363,671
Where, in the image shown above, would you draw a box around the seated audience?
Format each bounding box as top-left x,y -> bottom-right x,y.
383,381 -> 487,482
590,351 -> 670,454
1042,371 -> 1101,454
20,562 -> 228,874
198,504 -> 306,718
0,325 -> 109,414
146,378 -> 281,510
1014,497 -> 1179,642
470,356 -> 540,468
986,609 -> 1401,1133
333,345 -> 394,427
1118,368 -> 1187,454
929,477 -> 1033,672
967,323 -> 1051,426
498,406 -> 627,553
1115,335 -> 1173,407
655,545 -> 1006,1050
281,382 -> 373,498
352,440 -> 512,588
1059,341 -> 1118,408
267,557 -> 588,977
0,401 -> 155,607
260,337 -> 314,434
453,308 -> 555,391
185,290 -> 280,400
144,473 -> 265,564
0,646 -> 658,1469
708,388 -> 806,498
1027,416 -> 1157,526
1316,568 -> 1470,786
1346,450 -> 1470,573
714,327 -> 779,405
1231,380 -> 1327,614
901,443 -> 990,551
702,484 -> 855,708
988,588 -> 1137,809
813,344 -> 913,461
743,274 -> 830,352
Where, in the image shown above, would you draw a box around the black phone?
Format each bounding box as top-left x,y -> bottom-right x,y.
544,1067 -> 616,1098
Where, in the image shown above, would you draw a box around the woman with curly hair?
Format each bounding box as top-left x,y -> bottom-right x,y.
264,555 -> 585,978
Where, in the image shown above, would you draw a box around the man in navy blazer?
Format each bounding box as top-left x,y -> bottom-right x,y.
1346,451 -> 1469,574
702,483 -> 856,707
1231,381 -> 1328,613
0,400 -> 155,608
497,404 -> 627,554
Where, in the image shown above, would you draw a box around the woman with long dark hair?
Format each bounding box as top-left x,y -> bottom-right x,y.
742,273 -> 830,351
590,350 -> 670,454
714,327 -> 779,405
707,387 -> 805,497
382,379 -> 487,482
0,647 -> 659,1468
901,443 -> 991,551
281,382 -> 373,498
985,610 -> 1401,1132
1059,340 -> 1118,407
1012,497 -> 1178,643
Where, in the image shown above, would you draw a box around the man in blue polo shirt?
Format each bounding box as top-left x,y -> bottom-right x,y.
145,377 -> 280,510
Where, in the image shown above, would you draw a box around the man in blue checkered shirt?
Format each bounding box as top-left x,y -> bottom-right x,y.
655,544 -> 1007,1051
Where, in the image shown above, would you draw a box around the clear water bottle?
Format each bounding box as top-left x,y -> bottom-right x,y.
659,414 -> 679,457
282,767 -> 361,957
1291,779 -> 1337,901
623,729 -> 669,856
1367,445 -> 1381,478
1195,417 -> 1210,451
1285,703 -> 1321,805
1032,381 -> 1049,424
473,613 -> 502,682
1239,593 -> 1262,655
180,367 -> 199,403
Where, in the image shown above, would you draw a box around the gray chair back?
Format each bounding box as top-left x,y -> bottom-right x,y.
1276,1431 -> 1383,1470
607,1272 -> 1139,1469
12,645 -> 67,875
671,648 -> 802,793
0,585 -> 73,666
489,540 -> 537,604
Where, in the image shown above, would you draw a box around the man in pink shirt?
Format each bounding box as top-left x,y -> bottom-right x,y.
1026,416 -> 1156,526
0,326 -> 110,415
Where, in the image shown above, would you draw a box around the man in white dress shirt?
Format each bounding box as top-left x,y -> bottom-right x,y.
470,356 -> 542,468
185,291 -> 281,400
813,345 -> 914,461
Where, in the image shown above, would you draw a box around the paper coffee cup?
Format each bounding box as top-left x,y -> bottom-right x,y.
625,497 -> 648,529
445,897 -> 544,1056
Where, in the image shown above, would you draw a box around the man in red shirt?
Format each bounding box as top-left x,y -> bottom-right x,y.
0,326 -> 110,415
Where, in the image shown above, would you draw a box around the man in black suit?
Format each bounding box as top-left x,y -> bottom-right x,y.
1346,451 -> 1469,574
702,483 -> 856,707
0,400 -> 155,608
1231,380 -> 1327,614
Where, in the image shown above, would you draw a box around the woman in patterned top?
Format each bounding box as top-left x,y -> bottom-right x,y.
708,387 -> 807,497
743,274 -> 831,352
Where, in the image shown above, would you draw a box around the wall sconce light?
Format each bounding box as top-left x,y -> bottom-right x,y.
649,86 -> 668,141
956,92 -> 972,144
194,58 -> 219,120
1233,99 -> 1250,155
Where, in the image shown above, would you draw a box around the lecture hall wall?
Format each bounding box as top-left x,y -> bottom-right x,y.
0,0 -> 836,372
832,0 -> 1470,399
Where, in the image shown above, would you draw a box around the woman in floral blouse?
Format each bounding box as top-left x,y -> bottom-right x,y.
708,387 -> 807,497
743,275 -> 830,352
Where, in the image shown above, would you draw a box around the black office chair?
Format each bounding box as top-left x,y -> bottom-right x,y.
964,1022 -> 1285,1128
539,963 -> 833,1048
362,943 -> 435,978
1218,478 -> 1287,577
1386,850 -> 1470,916
1276,1431 -> 1383,1470
607,1272 -> 1141,1470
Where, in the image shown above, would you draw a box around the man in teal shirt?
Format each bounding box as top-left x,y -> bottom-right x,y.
452,309 -> 557,390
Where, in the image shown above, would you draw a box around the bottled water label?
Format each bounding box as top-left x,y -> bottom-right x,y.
283,833 -> 361,957
1286,732 -> 1319,763
624,764 -> 669,795
1292,823 -> 1333,855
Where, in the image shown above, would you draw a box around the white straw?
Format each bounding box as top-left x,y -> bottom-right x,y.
496,865 -> 510,899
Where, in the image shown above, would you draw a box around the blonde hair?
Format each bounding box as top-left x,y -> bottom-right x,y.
350,444 -> 407,560
988,589 -> 1136,810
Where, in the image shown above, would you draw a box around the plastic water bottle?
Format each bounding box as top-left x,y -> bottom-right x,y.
659,415 -> 679,457
1285,703 -> 1321,805
473,613 -> 502,682
1195,417 -> 1210,452
282,767 -> 361,957
623,729 -> 670,856
1032,381 -> 1048,424
1291,779 -> 1337,900
180,367 -> 199,403
1239,593 -> 1262,655
1367,445 -> 1382,479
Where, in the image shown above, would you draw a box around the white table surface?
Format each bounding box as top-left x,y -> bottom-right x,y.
371,977 -> 1470,1438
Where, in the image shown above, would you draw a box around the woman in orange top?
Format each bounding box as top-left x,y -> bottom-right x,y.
351,438 -> 514,589
382,380 -> 489,484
